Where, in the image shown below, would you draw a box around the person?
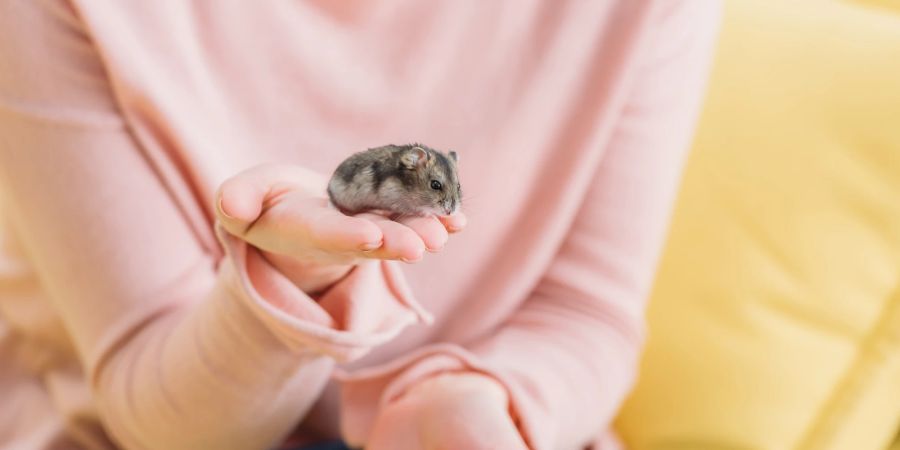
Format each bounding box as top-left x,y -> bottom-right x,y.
0,1 -> 720,449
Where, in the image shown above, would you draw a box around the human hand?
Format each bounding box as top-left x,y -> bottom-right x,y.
366,372 -> 529,450
214,164 -> 466,293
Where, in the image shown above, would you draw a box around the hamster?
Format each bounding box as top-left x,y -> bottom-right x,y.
327,144 -> 462,218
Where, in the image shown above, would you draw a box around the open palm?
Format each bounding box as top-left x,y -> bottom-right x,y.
214,164 -> 465,293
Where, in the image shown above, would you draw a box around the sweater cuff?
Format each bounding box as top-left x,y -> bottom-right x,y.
215,222 -> 432,362
335,344 -> 542,449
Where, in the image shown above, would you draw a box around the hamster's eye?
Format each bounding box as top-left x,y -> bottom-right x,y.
430,180 -> 443,191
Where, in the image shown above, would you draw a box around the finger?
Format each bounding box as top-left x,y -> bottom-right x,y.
215,163 -> 329,236
397,216 -> 448,252
307,208 -> 384,252
437,212 -> 467,233
215,177 -> 266,235
358,215 -> 426,262
240,194 -> 380,259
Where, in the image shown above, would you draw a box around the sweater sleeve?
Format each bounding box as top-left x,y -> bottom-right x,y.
338,2 -> 721,449
0,2 -> 428,449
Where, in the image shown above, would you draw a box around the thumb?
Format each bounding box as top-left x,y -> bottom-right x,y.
215,174 -> 267,238
214,163 -> 328,237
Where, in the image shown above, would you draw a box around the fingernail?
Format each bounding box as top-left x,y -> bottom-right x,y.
359,241 -> 381,251
401,254 -> 423,263
425,245 -> 443,253
217,198 -> 235,219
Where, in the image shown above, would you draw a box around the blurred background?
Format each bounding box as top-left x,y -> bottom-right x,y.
612,0 -> 900,449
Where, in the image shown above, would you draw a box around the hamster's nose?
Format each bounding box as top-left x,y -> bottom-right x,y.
443,201 -> 458,215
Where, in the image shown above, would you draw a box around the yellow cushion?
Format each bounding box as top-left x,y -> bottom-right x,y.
614,1 -> 900,449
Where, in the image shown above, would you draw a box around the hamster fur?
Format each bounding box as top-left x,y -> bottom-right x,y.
327,144 -> 461,217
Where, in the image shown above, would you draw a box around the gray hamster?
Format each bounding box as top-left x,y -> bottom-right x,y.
327,144 -> 462,217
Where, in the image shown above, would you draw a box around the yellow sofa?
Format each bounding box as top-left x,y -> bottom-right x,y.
614,1 -> 900,449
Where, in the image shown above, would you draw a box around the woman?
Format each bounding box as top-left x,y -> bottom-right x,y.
0,1 -> 719,449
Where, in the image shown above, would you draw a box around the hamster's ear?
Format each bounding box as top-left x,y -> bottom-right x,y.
449,151 -> 458,163
401,146 -> 429,170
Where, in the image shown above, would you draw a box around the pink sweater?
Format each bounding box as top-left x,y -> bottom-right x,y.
0,1 -> 719,449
